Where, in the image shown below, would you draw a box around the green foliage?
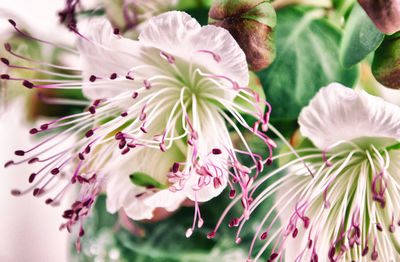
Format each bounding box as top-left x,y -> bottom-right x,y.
129,172 -> 168,189
185,7 -> 210,25
387,142 -> 400,152
256,6 -> 359,120
340,3 -> 384,68
177,0 -> 213,10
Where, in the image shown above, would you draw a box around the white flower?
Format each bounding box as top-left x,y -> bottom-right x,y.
216,83 -> 400,262
3,11 -> 274,248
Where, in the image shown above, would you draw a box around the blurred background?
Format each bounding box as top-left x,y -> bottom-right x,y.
0,1 -> 74,261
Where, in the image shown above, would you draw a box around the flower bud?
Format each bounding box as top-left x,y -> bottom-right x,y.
103,0 -> 178,34
372,36 -> 400,89
358,0 -> 400,34
209,0 -> 276,71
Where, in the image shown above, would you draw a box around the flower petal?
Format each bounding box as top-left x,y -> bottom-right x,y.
144,189 -> 186,212
106,146 -> 181,219
77,19 -> 145,100
139,11 -> 249,87
299,83 -> 400,149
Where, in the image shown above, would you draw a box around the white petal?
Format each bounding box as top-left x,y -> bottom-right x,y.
106,146 -> 180,219
122,192 -> 155,220
77,18 -> 144,100
299,83 -> 400,149
144,189 -> 186,212
106,172 -> 156,220
105,167 -> 138,214
139,11 -> 249,87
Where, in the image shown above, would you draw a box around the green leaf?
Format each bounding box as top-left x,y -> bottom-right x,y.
256,7 -> 358,120
177,0 -> 212,10
129,172 -> 168,189
340,3 -> 384,68
387,143 -> 400,151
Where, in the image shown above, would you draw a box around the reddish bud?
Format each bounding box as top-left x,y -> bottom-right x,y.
209,0 -> 276,71
358,0 -> 400,34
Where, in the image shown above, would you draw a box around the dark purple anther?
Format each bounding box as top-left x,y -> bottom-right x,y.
8,19 -> 16,27
122,148 -> 130,155
308,239 -> 313,249
110,73 -> 117,80
83,199 -> 92,207
229,189 -> 236,198
62,209 -> 74,219
89,75 -> 96,82
14,150 -> 25,156
85,145 -> 91,154
270,253 -> 278,261
29,128 -> 38,134
1,74 -> 10,79
303,217 -> 310,229
78,153 -> 85,160
260,231 -> 268,240
88,106 -> 96,114
212,148 -> 222,155
329,247 -> 335,259
29,173 -> 36,183
362,246 -> 369,256
172,162 -> 180,173
51,168 -> 60,175
1,58 -> 9,65
85,130 -> 94,137
4,160 -> 14,168
28,157 -> 39,164
115,132 -> 123,140
119,139 -> 126,149
23,80 -> 34,89
113,28 -> 120,35
33,188 -> 43,196
292,228 -> 298,238
93,99 -> 101,106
